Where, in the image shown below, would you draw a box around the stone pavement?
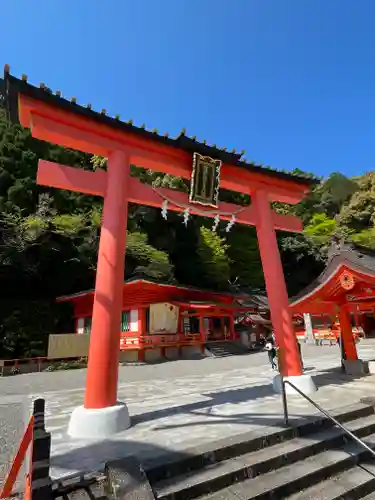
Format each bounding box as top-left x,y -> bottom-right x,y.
1,341 -> 375,484
0,396 -> 29,492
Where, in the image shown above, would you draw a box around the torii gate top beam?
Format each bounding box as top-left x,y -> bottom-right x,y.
3,67 -> 317,205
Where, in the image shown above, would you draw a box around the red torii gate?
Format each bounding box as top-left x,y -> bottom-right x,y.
3,66 -> 317,437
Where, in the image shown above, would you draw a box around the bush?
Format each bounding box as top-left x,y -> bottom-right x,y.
43,359 -> 87,371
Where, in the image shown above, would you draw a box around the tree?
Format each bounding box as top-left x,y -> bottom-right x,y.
338,174 -> 375,230
350,228 -> 375,249
317,173 -> 359,217
226,226 -> 264,290
303,213 -> 337,245
294,172 -> 358,223
197,227 -> 231,289
280,234 -> 326,295
126,231 -> 174,281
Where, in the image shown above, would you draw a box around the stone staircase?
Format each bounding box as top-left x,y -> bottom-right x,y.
205,340 -> 251,357
146,402 -> 375,499
52,402 -> 375,500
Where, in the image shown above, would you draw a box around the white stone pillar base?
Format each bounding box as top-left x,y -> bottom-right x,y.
343,359 -> 367,376
68,402 -> 131,439
272,374 -> 318,395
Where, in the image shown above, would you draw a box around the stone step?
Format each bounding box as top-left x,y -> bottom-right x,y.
153,414 -> 375,500
207,350 -> 238,354
204,342 -> 249,357
202,434 -> 375,500
287,462 -> 375,500
361,492 -> 375,500
145,403 -> 374,485
52,474 -> 107,500
53,456 -> 157,500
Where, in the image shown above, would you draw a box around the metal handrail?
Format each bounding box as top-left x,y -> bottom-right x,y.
281,378 -> 375,459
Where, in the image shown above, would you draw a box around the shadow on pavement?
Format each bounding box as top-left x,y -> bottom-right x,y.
47,365 -> 374,482
131,365 -> 369,427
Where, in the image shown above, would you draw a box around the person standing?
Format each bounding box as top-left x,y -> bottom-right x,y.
265,336 -> 277,370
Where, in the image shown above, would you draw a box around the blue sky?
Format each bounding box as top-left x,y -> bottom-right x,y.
2,0 -> 375,178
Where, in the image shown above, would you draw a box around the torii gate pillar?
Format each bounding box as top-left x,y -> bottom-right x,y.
68,151 -> 131,437
339,306 -> 366,376
253,190 -> 316,395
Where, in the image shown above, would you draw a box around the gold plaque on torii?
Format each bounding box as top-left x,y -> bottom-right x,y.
189,153 -> 222,208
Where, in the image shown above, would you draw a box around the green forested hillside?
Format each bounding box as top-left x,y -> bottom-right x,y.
0,102 -> 374,359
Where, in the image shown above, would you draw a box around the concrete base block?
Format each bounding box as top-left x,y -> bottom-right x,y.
343,359 -> 368,376
180,345 -> 203,359
145,348 -> 163,363
68,402 -> 131,439
164,347 -> 179,360
273,373 -> 318,395
119,350 -> 139,363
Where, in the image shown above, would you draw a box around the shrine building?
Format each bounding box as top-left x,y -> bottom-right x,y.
51,279 -> 270,362
290,240 -> 375,375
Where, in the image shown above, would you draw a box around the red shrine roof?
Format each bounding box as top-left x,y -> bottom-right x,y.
57,278 -> 268,313
289,241 -> 375,314
56,278 -> 244,303
172,299 -> 255,312
2,66 -> 318,187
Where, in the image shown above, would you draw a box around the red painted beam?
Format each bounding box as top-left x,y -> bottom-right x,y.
272,213 -> 302,233
37,160 -> 303,233
31,113 -> 305,204
37,160 -> 106,196
289,301 -> 337,315
20,95 -> 311,204
127,176 -> 257,226
356,303 -> 375,311
129,179 -> 303,232
32,114 -> 189,180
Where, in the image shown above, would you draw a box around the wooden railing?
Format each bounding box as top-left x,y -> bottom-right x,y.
133,332 -> 202,347
119,332 -> 204,350
1,333 -> 226,371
